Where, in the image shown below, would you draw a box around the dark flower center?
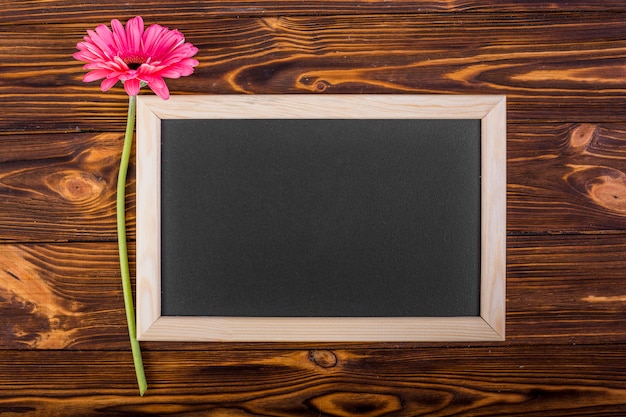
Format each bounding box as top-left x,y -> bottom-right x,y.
123,56 -> 147,70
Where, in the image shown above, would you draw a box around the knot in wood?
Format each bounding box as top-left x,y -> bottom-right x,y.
309,349 -> 338,368
46,170 -> 105,203
569,123 -> 596,150
315,80 -> 329,92
308,391 -> 403,417
564,165 -> 626,213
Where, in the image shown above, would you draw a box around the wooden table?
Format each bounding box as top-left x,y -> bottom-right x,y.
1,1 -> 626,415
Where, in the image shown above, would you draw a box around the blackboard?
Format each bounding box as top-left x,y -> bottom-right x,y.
135,95 -> 506,342
160,118 -> 481,318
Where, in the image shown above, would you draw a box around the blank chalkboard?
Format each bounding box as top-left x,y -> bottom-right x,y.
135,95 -> 506,342
160,118 -> 481,318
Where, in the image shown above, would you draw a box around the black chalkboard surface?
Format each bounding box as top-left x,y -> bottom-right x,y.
160,118 -> 481,318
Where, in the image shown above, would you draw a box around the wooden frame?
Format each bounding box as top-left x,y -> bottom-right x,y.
136,95 -> 506,342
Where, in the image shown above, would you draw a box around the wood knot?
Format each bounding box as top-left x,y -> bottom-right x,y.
296,75 -> 331,92
315,80 -> 329,92
307,391 -> 403,417
565,165 -> 626,213
261,17 -> 281,31
45,170 -> 105,203
569,123 -> 596,150
309,349 -> 338,368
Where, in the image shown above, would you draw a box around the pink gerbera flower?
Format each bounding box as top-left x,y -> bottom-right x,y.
74,16 -> 198,99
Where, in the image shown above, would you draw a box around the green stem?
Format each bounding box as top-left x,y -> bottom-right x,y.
117,94 -> 147,396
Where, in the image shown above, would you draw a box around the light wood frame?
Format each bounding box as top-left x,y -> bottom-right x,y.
136,95 -> 506,342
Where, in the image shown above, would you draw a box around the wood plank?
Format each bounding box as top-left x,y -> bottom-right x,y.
1,13 -> 625,132
1,346 -> 626,416
1,236 -> 626,350
3,123 -> 625,242
0,132 -> 132,242
507,234 -> 626,344
508,123 -> 626,232
2,1 -> 626,25
0,243 -> 129,350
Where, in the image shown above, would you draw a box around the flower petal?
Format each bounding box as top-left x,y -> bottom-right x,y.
123,78 -> 141,96
92,24 -> 117,58
149,80 -> 170,100
100,76 -> 120,92
110,19 -> 127,52
83,69 -> 112,82
142,24 -> 176,58
125,16 -> 144,54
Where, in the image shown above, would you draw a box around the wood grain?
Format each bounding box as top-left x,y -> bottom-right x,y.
2,1 -> 626,25
3,124 -> 625,242
0,132 -> 133,242
0,243 -> 129,350
1,13 -> 625,132
1,235 -> 626,350
2,2 -> 626,412
1,346 -> 626,416
508,123 -> 626,232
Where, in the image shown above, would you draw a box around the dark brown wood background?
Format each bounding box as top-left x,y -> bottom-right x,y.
2,1 -> 626,415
